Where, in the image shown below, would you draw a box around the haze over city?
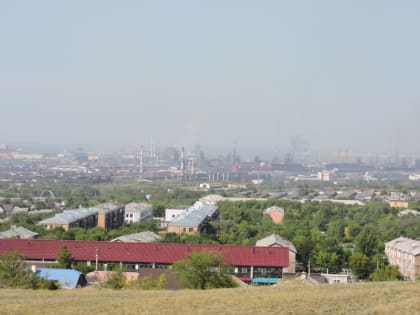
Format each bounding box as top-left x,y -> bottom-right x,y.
1,1 -> 419,156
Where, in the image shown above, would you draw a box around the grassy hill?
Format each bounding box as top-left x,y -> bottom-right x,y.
0,281 -> 419,315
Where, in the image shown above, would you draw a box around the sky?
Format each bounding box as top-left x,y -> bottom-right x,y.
1,1 -> 419,156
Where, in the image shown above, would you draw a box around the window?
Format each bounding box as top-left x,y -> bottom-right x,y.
189,227 -> 194,232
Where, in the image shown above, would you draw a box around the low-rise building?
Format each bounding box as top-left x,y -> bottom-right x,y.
165,206 -> 188,223
387,200 -> 409,209
111,231 -> 162,243
385,237 -> 420,280
167,202 -> 219,235
124,202 -> 152,224
0,239 -> 289,285
0,226 -> 38,239
38,208 -> 98,231
35,267 -> 86,289
256,234 -> 297,273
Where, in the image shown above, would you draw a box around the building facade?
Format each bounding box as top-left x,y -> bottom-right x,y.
95,203 -> 125,231
124,202 -> 152,224
385,237 -> 420,280
256,234 -> 297,273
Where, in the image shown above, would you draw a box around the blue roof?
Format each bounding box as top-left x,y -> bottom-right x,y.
252,277 -> 279,284
36,268 -> 83,289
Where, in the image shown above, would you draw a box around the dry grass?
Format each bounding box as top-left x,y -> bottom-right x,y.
1,281 -> 419,315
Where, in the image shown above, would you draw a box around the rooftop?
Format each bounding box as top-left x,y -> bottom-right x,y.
385,237 -> 420,256
256,234 -> 297,253
38,208 -> 98,225
0,239 -> 289,267
125,202 -> 152,213
0,226 -> 38,239
111,231 -> 162,243
168,202 -> 218,227
36,268 -> 83,289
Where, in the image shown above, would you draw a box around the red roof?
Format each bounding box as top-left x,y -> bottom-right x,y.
0,239 -> 288,267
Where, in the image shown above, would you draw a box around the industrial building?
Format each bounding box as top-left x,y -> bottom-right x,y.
0,239 -> 289,284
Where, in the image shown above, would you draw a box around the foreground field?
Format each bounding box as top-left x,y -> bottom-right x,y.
1,281 -> 419,315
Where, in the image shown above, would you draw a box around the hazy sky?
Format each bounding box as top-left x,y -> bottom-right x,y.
1,1 -> 419,155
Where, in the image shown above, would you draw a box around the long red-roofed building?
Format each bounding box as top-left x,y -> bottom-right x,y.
0,239 -> 289,283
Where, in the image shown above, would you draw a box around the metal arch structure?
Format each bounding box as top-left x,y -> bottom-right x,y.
40,190 -> 56,198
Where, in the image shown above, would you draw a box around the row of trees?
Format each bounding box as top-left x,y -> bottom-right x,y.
211,199 -> 417,279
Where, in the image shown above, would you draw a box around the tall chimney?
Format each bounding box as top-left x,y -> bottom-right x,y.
140,145 -> 144,174
181,146 -> 185,177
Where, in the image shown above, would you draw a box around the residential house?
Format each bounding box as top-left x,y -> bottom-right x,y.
385,237 -> 420,280
256,234 -> 297,273
124,202 -> 152,224
0,226 -> 38,239
165,206 -> 188,223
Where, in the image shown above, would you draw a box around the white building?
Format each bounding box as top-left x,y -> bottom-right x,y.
124,202 -> 153,224
165,206 -> 188,223
317,171 -> 331,182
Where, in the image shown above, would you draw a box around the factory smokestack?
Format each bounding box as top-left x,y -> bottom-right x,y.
181,146 -> 185,177
140,145 -> 144,174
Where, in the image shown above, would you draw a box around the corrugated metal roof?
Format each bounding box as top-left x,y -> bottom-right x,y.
0,239 -> 289,267
256,234 -> 297,253
36,268 -> 82,289
385,237 -> 420,256
38,208 -> 98,225
168,202 -> 218,227
0,226 -> 38,239
111,231 -> 162,243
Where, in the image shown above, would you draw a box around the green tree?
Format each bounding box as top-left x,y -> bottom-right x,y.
349,253 -> 372,279
355,227 -> 378,257
293,236 -> 316,271
57,245 -> 73,269
173,250 -> 237,289
104,269 -> 126,289
369,265 -> 403,282
0,251 -> 47,289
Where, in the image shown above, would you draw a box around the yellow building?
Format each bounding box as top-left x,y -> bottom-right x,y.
387,200 -> 409,208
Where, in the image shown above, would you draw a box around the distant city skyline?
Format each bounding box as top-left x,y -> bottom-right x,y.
1,1 -> 419,154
